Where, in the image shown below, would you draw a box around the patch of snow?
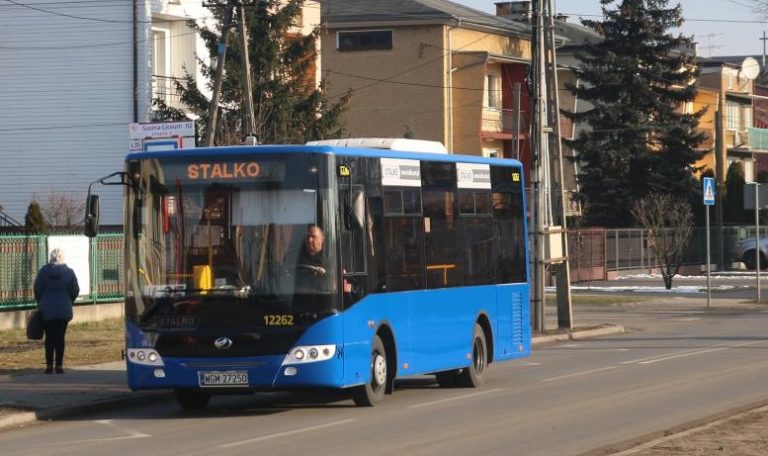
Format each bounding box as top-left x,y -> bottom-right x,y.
547,285 -> 750,294
617,272 -> 758,281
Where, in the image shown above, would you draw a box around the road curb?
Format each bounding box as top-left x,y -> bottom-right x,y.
0,391 -> 173,432
532,324 -> 625,345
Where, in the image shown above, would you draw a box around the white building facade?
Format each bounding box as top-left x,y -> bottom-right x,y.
0,0 -> 207,225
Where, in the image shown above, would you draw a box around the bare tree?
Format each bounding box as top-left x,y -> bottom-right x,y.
751,0 -> 768,16
35,190 -> 86,230
631,193 -> 694,290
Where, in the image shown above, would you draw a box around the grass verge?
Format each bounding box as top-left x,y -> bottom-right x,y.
0,318 -> 124,375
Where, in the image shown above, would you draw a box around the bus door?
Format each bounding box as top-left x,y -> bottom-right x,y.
338,163 -> 367,308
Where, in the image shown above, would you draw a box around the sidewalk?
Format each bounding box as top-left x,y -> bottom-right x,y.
0,361 -> 171,431
0,325 -> 625,431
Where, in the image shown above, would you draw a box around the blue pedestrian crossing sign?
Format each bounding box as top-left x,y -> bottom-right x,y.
703,177 -> 715,206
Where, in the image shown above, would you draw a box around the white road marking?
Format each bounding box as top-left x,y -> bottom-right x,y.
54,419 -> 151,445
541,365 -> 618,383
623,340 -> 761,365
407,388 -> 505,409
219,419 -> 356,448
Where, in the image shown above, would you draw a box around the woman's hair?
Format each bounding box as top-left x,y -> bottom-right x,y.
49,248 -> 65,264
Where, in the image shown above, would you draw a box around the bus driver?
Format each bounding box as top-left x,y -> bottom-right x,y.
295,225 -> 329,292
295,225 -> 356,298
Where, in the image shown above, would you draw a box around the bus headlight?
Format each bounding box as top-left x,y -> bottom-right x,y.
127,348 -> 164,366
283,345 -> 336,365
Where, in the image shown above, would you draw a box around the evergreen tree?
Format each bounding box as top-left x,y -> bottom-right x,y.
154,0 -> 350,145
24,201 -> 48,234
564,0 -> 705,227
723,162 -> 746,224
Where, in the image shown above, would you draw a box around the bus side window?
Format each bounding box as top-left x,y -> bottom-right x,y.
459,190 -> 494,285
382,189 -> 425,291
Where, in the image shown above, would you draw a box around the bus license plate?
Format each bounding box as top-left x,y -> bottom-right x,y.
198,370 -> 249,387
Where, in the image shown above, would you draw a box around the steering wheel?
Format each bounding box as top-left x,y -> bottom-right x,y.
297,263 -> 326,275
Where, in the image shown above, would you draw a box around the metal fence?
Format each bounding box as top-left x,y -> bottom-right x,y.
603,226 -> 747,272
0,233 -> 123,311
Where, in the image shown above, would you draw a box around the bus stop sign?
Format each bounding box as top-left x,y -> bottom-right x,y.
703,177 -> 715,206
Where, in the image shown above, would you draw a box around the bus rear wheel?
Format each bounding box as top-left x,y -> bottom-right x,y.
175,389 -> 211,411
457,324 -> 488,388
352,335 -> 387,406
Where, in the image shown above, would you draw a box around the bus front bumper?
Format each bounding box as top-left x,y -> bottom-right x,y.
125,350 -> 345,391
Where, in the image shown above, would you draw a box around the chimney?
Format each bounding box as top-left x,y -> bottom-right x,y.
495,1 -> 532,23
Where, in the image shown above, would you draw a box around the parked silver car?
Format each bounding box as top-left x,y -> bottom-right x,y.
735,236 -> 768,270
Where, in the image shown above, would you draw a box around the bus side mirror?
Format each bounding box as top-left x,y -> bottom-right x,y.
351,191 -> 365,231
84,194 -> 100,238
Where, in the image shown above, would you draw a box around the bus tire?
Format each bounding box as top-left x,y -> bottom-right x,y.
175,389 -> 211,411
352,335 -> 387,406
457,323 -> 488,388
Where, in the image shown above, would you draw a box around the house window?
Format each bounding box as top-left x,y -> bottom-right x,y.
151,28 -> 171,104
485,74 -> 501,109
337,30 -> 393,51
744,105 -> 753,129
743,159 -> 755,182
726,103 -> 740,130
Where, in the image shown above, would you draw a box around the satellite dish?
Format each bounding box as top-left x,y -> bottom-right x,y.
740,57 -> 760,80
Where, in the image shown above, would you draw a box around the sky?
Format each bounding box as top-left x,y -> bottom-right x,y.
455,0 -> 768,59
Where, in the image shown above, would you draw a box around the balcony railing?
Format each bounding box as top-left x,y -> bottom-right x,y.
481,108 -> 529,135
152,75 -> 186,111
747,127 -> 768,151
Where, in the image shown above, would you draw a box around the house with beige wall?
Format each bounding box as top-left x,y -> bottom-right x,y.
321,0 -> 532,163
695,59 -> 763,184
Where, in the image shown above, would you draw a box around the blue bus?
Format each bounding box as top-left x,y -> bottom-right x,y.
85,139 -> 531,409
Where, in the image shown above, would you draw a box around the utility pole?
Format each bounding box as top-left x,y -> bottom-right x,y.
203,1 -> 237,147
529,0 -> 572,332
761,31 -> 768,69
239,2 -> 257,143
715,91 -> 726,271
530,0 -> 550,333
544,0 -> 572,329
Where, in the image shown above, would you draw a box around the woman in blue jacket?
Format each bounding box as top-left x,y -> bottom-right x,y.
34,248 -> 79,374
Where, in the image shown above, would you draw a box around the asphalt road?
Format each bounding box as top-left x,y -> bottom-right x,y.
2,297 -> 768,456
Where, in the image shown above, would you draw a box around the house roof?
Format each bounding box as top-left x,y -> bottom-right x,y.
702,55 -> 763,67
322,0 -> 530,37
553,19 -> 602,51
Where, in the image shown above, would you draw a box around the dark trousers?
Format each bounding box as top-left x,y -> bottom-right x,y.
44,319 -> 69,367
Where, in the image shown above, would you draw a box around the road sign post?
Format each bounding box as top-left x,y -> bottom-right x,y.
703,177 -> 715,308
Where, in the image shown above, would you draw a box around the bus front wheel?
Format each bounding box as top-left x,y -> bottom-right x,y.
457,323 -> 488,388
352,335 -> 387,406
175,389 -> 211,411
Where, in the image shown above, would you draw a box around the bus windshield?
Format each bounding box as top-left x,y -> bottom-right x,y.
124,153 -> 339,341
